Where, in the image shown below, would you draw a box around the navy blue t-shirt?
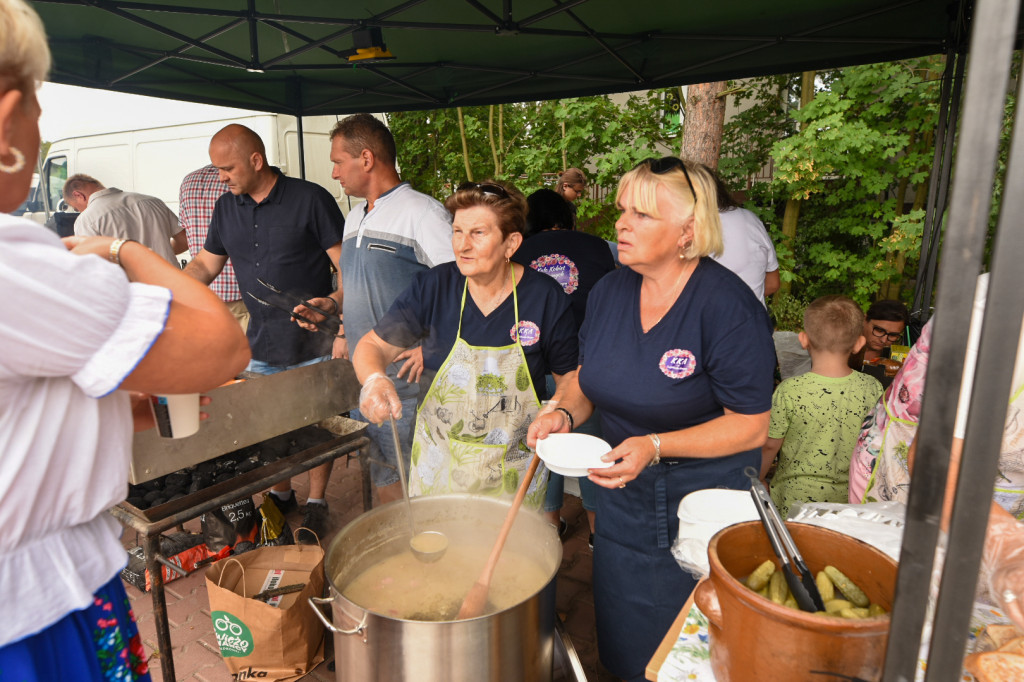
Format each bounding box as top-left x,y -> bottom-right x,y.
205,169 -> 345,366
374,262 -> 579,400
512,230 -> 616,329
579,259 -> 775,450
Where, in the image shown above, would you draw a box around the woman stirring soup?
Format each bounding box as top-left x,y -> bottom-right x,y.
353,180 -> 578,507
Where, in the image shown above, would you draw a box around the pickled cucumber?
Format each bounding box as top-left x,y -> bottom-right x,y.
768,569 -> 788,604
824,565 -> 870,607
816,571 -> 835,602
824,599 -> 853,614
746,560 -> 776,591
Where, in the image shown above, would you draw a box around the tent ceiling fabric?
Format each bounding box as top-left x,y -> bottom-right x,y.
32,0 -> 966,115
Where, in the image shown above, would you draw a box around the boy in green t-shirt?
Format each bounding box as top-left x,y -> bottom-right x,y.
762,295 -> 883,516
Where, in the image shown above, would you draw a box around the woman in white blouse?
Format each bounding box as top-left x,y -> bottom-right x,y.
0,2 -> 250,679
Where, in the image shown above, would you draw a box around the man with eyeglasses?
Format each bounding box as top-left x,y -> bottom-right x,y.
849,299 -> 910,384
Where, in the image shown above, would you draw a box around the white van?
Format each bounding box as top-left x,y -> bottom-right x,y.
27,113 -> 351,230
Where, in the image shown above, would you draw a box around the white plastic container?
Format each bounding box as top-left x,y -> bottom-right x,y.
672,488 -> 760,577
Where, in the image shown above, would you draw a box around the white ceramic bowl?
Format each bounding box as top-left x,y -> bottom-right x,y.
536,433 -> 613,477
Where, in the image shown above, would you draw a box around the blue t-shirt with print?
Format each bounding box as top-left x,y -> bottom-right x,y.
512,229 -> 616,329
374,262 -> 579,401
578,259 -> 775,451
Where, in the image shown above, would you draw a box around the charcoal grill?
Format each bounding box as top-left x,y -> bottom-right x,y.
110,359 -> 370,681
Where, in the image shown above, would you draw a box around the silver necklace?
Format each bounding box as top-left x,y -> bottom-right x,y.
642,261 -> 693,332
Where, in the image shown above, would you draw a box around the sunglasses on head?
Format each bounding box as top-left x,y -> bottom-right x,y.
457,181 -> 510,199
635,157 -> 696,201
870,325 -> 903,343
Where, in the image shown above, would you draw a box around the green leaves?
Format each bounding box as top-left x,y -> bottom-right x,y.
759,56 -> 943,306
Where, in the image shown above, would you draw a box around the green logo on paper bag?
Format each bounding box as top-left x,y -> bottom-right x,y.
212,611 -> 254,657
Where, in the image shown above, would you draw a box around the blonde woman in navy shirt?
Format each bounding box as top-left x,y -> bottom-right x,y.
529,158 -> 775,681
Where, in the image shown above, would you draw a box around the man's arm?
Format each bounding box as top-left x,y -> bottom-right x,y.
764,269 -> 781,297
183,248 -> 228,285
171,229 -> 189,255
325,241 -> 343,309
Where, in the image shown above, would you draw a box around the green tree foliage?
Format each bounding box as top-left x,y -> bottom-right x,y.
764,57 -> 942,306
387,91 -> 680,241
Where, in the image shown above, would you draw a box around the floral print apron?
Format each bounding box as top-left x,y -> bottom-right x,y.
858,319 -> 1024,518
409,266 -> 547,507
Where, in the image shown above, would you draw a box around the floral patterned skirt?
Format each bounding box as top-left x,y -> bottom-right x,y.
0,574 -> 150,681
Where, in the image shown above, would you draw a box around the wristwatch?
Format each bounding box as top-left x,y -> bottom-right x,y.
647,433 -> 661,467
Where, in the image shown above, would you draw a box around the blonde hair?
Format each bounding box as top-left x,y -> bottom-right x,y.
615,159 -> 723,259
803,295 -> 865,353
0,0 -> 51,92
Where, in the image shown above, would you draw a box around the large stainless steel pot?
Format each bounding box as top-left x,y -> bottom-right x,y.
310,494 -> 561,681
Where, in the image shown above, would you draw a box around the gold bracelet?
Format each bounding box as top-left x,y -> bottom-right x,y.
108,238 -> 136,266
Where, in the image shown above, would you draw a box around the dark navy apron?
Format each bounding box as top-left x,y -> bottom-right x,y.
592,449 -> 759,681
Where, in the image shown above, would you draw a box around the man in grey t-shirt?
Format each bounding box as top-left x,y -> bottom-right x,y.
64,174 -> 187,266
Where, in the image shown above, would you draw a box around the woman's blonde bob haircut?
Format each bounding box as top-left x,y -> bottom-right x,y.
615,158 -> 724,260
0,0 -> 51,92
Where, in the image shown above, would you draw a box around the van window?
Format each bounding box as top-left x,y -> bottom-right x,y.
45,156 -> 68,211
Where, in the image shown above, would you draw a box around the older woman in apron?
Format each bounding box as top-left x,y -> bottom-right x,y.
528,159 -> 776,681
353,180 -> 578,507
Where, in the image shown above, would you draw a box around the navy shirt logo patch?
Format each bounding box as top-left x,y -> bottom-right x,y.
530,253 -> 579,294
659,349 -> 696,379
511,320 -> 541,346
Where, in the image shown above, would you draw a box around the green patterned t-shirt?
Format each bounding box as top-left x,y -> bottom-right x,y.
768,371 -> 882,516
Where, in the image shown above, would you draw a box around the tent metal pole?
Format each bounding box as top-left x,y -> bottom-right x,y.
926,53 -> 1024,677
912,48 -> 956,320
919,51 -> 967,321
882,0 -> 1021,678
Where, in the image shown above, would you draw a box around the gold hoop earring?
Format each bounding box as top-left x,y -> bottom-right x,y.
0,147 -> 25,174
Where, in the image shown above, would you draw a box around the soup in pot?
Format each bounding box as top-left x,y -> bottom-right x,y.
340,542 -> 549,621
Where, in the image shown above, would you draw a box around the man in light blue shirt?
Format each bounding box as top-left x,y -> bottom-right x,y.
330,114 -> 454,504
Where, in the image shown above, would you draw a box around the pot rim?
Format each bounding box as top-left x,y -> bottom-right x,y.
323,493 -> 562,622
705,520 -> 896,631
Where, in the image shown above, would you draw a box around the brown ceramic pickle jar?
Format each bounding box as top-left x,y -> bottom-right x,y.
694,521 -> 898,682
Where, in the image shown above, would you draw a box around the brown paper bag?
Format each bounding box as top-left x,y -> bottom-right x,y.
205,543 -> 325,681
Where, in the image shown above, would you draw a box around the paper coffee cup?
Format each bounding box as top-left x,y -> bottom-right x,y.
149,393 -> 200,439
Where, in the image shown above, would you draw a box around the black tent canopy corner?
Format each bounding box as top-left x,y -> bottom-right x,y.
31,0 -> 975,116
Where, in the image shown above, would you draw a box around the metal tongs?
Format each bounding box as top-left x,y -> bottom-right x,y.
246,278 -> 340,337
743,466 -> 826,612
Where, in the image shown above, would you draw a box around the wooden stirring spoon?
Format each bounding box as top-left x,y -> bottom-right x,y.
457,453 -> 542,620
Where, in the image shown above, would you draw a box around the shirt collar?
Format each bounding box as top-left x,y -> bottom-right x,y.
234,167 -> 284,206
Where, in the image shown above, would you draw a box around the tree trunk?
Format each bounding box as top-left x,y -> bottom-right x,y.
560,120 -> 567,172
457,107 -> 473,182
680,81 -> 727,168
778,70 -> 816,296
488,105 -> 500,176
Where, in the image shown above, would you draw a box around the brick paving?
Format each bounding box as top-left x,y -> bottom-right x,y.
121,453 -> 619,681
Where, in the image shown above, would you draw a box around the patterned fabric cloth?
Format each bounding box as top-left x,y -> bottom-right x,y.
0,575 -> 151,681
848,319 -> 932,504
178,164 -> 240,301
850,307 -> 1024,517
767,370 -> 882,516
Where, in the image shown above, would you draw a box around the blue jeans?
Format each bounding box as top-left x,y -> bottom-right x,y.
246,355 -> 331,375
351,398 -> 418,488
